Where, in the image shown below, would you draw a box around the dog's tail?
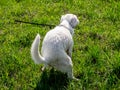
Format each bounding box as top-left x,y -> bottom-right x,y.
31,34 -> 46,64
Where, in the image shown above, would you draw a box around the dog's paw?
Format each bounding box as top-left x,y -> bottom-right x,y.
72,77 -> 79,81
41,66 -> 45,71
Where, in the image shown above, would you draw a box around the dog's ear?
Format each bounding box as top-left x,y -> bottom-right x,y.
70,15 -> 79,28
60,15 -> 65,23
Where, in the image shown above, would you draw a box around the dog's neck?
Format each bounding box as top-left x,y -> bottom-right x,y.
59,20 -> 74,35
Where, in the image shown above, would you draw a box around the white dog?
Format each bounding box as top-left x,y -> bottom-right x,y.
31,14 -> 79,80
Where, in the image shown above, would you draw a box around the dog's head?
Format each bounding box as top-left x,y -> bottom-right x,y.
60,14 -> 79,28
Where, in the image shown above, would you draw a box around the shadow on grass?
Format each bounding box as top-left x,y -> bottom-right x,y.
35,69 -> 70,90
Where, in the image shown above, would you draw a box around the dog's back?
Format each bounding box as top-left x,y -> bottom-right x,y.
41,26 -> 73,63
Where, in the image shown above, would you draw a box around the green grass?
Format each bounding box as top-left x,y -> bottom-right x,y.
0,0 -> 120,89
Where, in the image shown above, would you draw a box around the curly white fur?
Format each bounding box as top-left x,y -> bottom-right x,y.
31,14 -> 79,80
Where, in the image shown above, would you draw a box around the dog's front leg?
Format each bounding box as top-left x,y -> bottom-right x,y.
66,56 -> 79,81
67,66 -> 79,81
41,64 -> 48,71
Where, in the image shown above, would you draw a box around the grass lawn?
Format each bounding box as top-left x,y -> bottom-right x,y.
0,0 -> 120,89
